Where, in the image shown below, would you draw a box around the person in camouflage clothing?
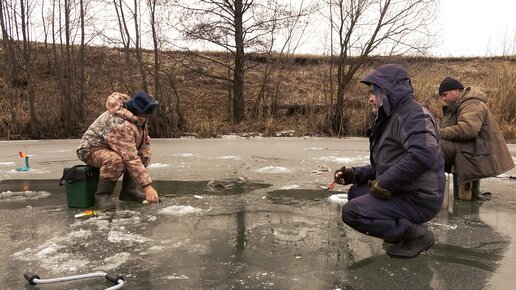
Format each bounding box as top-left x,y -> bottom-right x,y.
77,91 -> 160,210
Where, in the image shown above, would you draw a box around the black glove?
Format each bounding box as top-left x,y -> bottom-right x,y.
369,180 -> 391,200
334,166 -> 356,185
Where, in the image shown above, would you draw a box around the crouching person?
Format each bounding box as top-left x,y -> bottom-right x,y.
77,91 -> 160,210
335,64 -> 445,259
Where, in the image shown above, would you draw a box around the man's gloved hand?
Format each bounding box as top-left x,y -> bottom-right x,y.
334,166 -> 356,185
369,180 -> 391,200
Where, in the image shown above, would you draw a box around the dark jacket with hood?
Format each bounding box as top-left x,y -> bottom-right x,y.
441,87 -> 514,183
353,64 -> 445,198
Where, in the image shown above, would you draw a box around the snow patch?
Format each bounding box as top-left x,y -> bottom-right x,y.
167,274 -> 190,280
328,194 -> 348,205
0,190 -> 51,201
257,166 -> 290,173
317,155 -> 369,164
148,163 -> 170,168
158,205 -> 203,216
304,147 -> 326,151
107,231 -> 152,244
214,155 -> 241,160
94,252 -> 131,271
173,153 -> 198,157
280,185 -> 299,190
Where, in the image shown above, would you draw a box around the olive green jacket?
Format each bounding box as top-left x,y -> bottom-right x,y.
441,87 -> 514,184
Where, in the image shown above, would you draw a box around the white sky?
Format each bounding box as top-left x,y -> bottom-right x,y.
431,0 -> 516,56
27,0 -> 516,57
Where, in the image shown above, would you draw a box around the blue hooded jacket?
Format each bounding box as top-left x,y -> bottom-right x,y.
354,64 -> 445,198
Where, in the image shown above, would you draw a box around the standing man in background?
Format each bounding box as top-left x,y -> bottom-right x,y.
77,91 -> 160,210
438,77 -> 514,200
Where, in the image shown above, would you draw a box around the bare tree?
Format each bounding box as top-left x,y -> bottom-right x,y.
0,0 -> 17,137
177,0 -> 311,123
326,0 -> 436,135
252,1 -> 316,119
20,0 -> 40,138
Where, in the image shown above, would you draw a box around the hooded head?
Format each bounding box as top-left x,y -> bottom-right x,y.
124,91 -> 158,116
360,64 -> 413,116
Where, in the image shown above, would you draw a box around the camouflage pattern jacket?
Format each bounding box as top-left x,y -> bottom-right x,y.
77,92 -> 153,187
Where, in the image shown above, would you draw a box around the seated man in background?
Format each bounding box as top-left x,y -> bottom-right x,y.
77,91 -> 160,210
438,77 -> 514,200
335,64 -> 445,259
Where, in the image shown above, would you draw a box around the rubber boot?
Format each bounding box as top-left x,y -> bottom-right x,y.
470,180 -> 491,201
95,177 -> 117,210
386,224 -> 435,259
119,173 -> 146,202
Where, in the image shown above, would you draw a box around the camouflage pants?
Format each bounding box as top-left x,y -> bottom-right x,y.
77,148 -> 150,181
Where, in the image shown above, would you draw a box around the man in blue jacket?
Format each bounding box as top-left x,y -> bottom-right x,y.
335,64 -> 445,259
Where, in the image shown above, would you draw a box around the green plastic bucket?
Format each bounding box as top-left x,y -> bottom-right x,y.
60,165 -> 99,208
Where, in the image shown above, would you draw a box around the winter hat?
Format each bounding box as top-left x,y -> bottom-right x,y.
439,77 -> 464,96
125,91 -> 158,115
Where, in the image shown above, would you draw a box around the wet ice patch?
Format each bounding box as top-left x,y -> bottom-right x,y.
256,166 -> 290,173
158,205 -> 203,216
328,193 -> 348,205
0,190 -> 51,201
148,163 -> 170,168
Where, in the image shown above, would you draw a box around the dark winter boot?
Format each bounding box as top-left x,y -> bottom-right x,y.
470,180 -> 491,201
119,173 -> 146,202
386,224 -> 435,259
95,177 -> 117,210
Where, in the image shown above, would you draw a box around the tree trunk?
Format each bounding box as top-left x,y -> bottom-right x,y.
20,0 -> 40,138
0,1 -> 16,137
232,0 -> 245,123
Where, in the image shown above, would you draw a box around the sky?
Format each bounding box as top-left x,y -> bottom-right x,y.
27,0 -> 516,58
289,0 -> 516,57
431,0 -> 516,56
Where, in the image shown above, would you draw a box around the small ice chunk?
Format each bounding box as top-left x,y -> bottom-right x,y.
328,194 -> 348,205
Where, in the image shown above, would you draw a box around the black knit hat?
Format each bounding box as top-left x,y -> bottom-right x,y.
125,91 -> 158,115
439,77 -> 464,96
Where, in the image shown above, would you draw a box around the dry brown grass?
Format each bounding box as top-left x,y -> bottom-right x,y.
0,44 -> 514,142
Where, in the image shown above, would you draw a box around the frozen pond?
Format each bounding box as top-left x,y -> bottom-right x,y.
1,138 -> 515,289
